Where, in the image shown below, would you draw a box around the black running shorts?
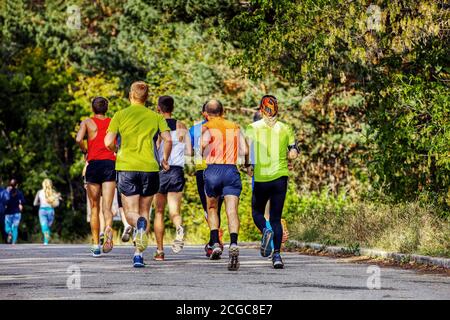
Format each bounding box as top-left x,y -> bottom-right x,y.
117,171 -> 160,197
85,160 -> 116,184
158,166 -> 185,194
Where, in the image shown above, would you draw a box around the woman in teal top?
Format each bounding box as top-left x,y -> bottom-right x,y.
34,179 -> 60,245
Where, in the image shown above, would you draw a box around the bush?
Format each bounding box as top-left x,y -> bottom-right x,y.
289,191 -> 450,257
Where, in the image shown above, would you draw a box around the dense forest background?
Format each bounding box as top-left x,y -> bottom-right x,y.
0,0 -> 449,256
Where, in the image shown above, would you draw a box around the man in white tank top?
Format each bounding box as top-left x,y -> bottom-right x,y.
153,96 -> 189,260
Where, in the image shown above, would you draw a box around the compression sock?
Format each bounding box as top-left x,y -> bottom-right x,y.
210,229 -> 219,245
265,220 -> 274,250
230,233 -> 238,246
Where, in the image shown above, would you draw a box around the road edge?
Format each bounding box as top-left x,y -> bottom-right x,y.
287,240 -> 450,269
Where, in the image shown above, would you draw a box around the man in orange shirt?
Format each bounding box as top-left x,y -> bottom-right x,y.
201,100 -> 248,271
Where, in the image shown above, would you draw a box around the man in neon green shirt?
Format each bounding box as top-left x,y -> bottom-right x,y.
104,81 -> 172,268
246,95 -> 298,269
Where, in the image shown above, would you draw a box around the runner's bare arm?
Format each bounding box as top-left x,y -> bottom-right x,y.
33,192 -> 40,207
287,126 -> 298,160
239,130 -> 249,157
156,134 -> 162,150
184,130 -> 193,156
201,127 -> 211,158
288,149 -> 298,160
288,148 -> 297,169
176,121 -> 187,143
75,120 -> 88,153
288,145 -> 298,160
177,121 -> 192,156
104,132 -> 117,153
160,130 -> 172,171
18,192 -> 24,212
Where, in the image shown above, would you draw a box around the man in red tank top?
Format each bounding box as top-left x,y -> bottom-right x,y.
76,97 -> 116,257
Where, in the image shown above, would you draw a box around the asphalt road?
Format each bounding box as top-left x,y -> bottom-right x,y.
0,244 -> 449,300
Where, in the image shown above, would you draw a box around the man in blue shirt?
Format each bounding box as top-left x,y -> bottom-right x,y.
4,179 -> 25,245
0,183 -> 11,243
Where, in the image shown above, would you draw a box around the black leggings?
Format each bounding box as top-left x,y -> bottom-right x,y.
252,176 -> 288,251
196,170 -> 222,226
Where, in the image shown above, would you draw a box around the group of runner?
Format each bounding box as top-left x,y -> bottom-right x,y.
0,178 -> 60,245
76,81 -> 298,270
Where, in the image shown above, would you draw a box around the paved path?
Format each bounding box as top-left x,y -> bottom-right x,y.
0,244 -> 449,300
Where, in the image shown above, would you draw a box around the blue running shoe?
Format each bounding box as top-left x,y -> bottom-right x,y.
134,217 -> 149,253
133,254 -> 145,268
260,228 -> 274,257
90,245 -> 101,257
272,252 -> 284,269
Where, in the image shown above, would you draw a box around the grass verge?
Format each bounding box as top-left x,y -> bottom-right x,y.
287,193 -> 450,258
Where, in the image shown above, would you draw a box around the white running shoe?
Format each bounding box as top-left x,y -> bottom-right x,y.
121,225 -> 133,242
172,225 -> 184,254
228,244 -> 240,271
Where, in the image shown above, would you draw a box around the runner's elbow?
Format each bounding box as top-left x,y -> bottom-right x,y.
288,150 -> 298,160
105,143 -> 115,152
164,138 -> 173,148
163,135 -> 173,144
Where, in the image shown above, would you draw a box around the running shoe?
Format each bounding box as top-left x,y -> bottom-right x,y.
90,245 -> 101,257
209,243 -> 223,260
172,225 -> 184,254
153,250 -> 165,261
204,243 -> 213,258
99,232 -> 105,247
121,225 -> 133,242
272,252 -> 284,269
228,244 -> 240,271
102,226 -> 113,253
43,231 -> 50,245
133,254 -> 145,268
281,219 -> 289,243
260,228 -> 274,257
134,217 -> 149,252
6,233 -> 12,244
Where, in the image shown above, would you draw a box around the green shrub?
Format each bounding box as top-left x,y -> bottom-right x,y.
290,192 -> 450,257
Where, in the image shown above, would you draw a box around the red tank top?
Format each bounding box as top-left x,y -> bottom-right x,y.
87,117 -> 116,161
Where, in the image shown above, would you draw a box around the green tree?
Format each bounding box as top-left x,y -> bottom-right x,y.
222,0 -> 450,202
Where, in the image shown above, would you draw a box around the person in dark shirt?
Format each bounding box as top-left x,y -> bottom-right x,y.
0,183 -> 11,242
4,179 -> 25,245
